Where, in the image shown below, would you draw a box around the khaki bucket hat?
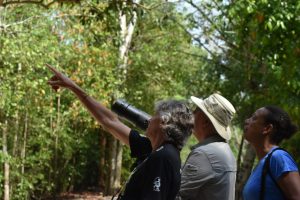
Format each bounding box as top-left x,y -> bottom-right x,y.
191,93 -> 236,140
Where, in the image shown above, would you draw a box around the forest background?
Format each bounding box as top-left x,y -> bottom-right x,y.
1,0 -> 300,200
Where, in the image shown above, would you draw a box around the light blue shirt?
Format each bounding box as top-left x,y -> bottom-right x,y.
243,147 -> 299,200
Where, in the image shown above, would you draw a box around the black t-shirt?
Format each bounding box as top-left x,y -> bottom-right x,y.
118,130 -> 181,200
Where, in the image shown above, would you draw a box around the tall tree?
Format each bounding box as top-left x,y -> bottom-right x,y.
2,120 -> 9,200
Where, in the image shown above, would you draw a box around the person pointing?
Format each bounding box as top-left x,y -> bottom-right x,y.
47,64 -> 194,200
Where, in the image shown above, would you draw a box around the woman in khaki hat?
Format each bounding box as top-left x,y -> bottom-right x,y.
177,93 -> 237,200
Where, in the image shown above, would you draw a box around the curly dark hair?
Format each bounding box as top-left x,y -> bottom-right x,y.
155,100 -> 194,150
264,105 -> 298,144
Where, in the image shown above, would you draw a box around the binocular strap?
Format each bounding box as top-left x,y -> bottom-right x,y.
111,157 -> 149,200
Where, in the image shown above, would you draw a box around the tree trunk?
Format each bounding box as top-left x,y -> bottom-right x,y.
49,93 -> 54,188
117,0 -> 139,75
3,120 -> 10,200
98,130 -> 107,191
235,141 -> 256,200
236,135 -> 245,180
114,141 -> 123,190
103,134 -> 124,196
102,0 -> 140,195
21,111 -> 28,175
109,139 -> 117,194
1,7 -> 10,200
54,95 -> 61,196
12,113 -> 19,157
104,134 -> 116,195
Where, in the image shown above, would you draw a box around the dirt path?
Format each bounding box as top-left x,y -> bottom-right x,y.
57,192 -> 112,200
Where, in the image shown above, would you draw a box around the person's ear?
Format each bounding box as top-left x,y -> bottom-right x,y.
262,124 -> 273,135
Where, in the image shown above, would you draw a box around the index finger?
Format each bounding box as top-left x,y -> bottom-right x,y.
46,63 -> 60,75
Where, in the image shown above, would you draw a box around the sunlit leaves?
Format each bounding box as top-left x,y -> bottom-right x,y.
0,3 -> 119,198
183,0 -> 300,166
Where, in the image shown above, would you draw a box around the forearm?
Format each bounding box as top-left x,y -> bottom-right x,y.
46,64 -> 131,145
69,84 -> 131,146
70,84 -> 113,120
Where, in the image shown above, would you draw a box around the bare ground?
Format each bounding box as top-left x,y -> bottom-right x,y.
55,192 -> 112,200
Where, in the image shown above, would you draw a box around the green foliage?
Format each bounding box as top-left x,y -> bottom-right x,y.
0,3 -> 118,198
124,2 -> 207,111
3,1 -> 300,199
183,0 -> 300,165
0,1 -> 207,198
224,1 -> 300,164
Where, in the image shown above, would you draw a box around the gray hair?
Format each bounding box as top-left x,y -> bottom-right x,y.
155,100 -> 194,150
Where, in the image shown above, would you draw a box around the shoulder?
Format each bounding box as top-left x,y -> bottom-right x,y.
270,149 -> 298,166
150,144 -> 180,162
129,129 -> 150,144
190,143 -> 231,164
146,144 -> 181,173
183,148 -> 213,174
129,130 -> 152,159
149,144 -> 180,166
271,148 -> 293,157
192,142 -> 236,170
194,142 -> 233,156
188,147 -> 211,163
181,149 -> 215,182
269,148 -> 299,179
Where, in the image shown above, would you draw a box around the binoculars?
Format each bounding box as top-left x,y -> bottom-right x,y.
111,99 -> 151,131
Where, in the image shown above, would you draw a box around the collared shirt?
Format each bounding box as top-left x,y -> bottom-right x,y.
177,135 -> 237,200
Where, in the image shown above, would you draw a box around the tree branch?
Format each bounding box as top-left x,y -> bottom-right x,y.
185,0 -> 237,49
174,49 -> 214,63
120,0 -> 169,11
1,15 -> 39,29
2,0 -> 48,8
0,12 -> 94,33
1,0 -> 80,8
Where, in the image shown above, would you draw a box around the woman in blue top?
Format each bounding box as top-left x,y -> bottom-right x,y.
243,106 -> 300,200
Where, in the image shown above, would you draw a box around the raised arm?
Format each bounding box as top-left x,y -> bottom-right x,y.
46,64 -> 131,146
